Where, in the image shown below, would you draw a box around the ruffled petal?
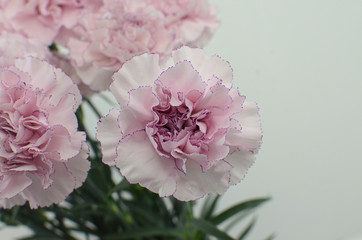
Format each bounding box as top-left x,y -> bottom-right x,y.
22,162 -> 76,209
47,93 -> 78,133
46,126 -> 83,161
172,47 -> 233,88
118,86 -> 158,135
64,141 -> 90,188
115,130 -> 178,197
0,194 -> 26,209
96,108 -> 122,166
158,61 -> 206,105
173,160 -> 231,201
110,54 -> 162,107
14,57 -> 82,108
226,101 -> 262,153
225,150 -> 256,185
0,174 -> 32,199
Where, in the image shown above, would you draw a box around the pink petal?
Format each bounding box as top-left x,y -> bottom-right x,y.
173,160 -> 232,201
64,141 -> 90,188
225,150 -> 256,185
172,47 -> 233,88
110,54 -> 162,108
118,87 -> 158,136
0,69 -> 20,88
226,101 -> 262,152
115,130 -> 178,197
158,61 -> 206,105
46,127 -> 84,161
47,93 -> 78,133
0,174 -> 32,199
194,82 -> 232,111
96,108 -> 122,166
22,162 -> 76,209
14,57 -> 82,108
0,194 -> 26,209
74,63 -> 117,92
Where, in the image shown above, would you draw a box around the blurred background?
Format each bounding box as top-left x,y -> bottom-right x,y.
1,0 -> 361,239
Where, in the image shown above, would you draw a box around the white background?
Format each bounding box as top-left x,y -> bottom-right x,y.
1,0 -> 362,239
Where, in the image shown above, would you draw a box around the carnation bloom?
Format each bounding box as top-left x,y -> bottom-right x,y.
57,0 -> 219,93
0,0 -> 103,44
97,47 -> 262,201
0,57 -> 89,209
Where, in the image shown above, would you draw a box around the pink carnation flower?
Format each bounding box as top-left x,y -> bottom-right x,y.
60,0 -> 175,92
97,47 -> 262,201
0,0 -> 103,44
57,0 -> 219,93
0,57 -> 89,209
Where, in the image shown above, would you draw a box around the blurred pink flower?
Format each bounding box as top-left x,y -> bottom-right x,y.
97,47 -> 262,201
148,0 -> 220,47
0,57 -> 89,209
0,0 -> 103,44
56,0 -> 219,93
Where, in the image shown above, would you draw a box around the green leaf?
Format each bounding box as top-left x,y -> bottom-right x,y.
210,197 -> 270,225
102,228 -> 184,240
190,219 -> 234,240
237,218 -> 256,240
200,194 -> 220,220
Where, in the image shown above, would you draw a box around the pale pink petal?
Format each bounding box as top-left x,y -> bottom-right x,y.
14,58 -> 82,107
46,128 -> 84,161
74,63 -> 117,92
110,54 -> 162,107
172,46 -> 233,87
226,101 -> 262,152
0,194 -> 26,209
0,174 -> 32,199
117,87 -> 158,135
22,162 -> 76,209
47,93 -> 78,133
116,131 -> 178,197
158,61 -> 206,105
195,83 -> 232,111
173,160 -> 231,201
226,151 -> 256,185
65,141 -> 90,188
96,108 -> 122,166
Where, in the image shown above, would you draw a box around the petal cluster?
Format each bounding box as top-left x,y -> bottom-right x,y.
97,47 -> 262,201
57,0 -> 219,92
0,56 -> 89,209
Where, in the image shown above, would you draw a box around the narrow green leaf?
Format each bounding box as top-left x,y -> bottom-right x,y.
210,197 -> 270,225
200,194 -> 220,220
102,228 -> 184,240
238,218 -> 256,240
190,219 -> 234,240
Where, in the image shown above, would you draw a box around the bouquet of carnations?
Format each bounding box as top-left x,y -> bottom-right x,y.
0,1 -> 269,239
